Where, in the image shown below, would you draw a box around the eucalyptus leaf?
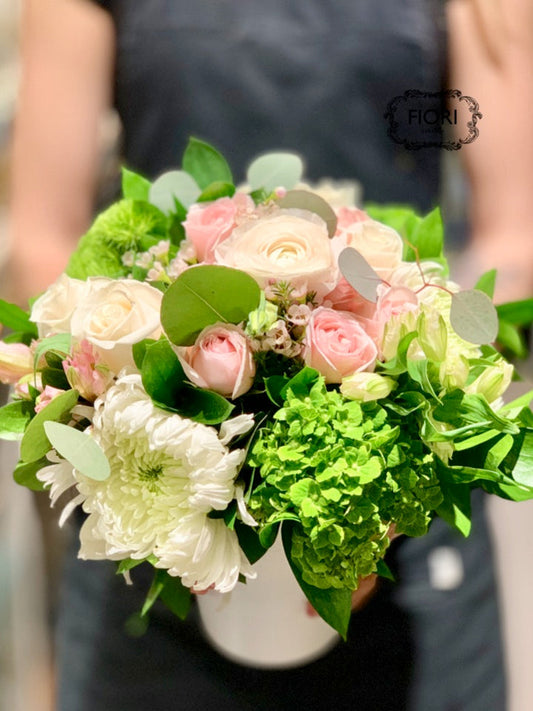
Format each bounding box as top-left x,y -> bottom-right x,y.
0,400 -> 34,441
338,248 -> 382,303
278,190 -> 337,237
20,389 -> 79,463
247,152 -> 304,192
161,265 -> 261,346
182,137 -> 233,190
122,167 -> 151,201
43,421 -> 110,481
149,170 -> 201,213
450,290 -> 499,345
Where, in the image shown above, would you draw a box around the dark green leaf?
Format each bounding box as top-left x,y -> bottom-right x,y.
132,338 -> 157,370
435,462 -> 472,537
141,569 -> 167,617
496,321 -> 528,359
141,339 -> 185,408
496,299 -> 533,327
264,375 -> 289,406
20,389 -> 79,463
176,385 -> 234,425
161,265 -> 261,346
160,574 -> 192,620
235,521 -> 269,565
376,559 -> 395,582
280,367 -> 320,400
258,521 -> 280,550
182,137 -> 233,190
282,523 -> 351,640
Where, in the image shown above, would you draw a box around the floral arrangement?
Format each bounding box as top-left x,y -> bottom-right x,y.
1,138 -> 533,638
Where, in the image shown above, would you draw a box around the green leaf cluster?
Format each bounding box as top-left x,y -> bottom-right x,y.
249,378 -> 443,592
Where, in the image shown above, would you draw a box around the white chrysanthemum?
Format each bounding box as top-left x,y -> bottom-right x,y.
38,373 -> 255,592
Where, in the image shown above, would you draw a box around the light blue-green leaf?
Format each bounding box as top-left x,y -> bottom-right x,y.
338,247 -> 381,303
278,190 -> 337,237
43,421 -> 110,481
247,152 -> 304,192
149,170 -> 201,213
450,290 -> 499,345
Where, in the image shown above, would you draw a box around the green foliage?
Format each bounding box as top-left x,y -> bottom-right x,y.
161,265 -> 261,346
13,457 -> 49,491
250,379 -> 442,592
66,199 -> 168,279
182,137 -> 233,190
20,389 -> 79,463
141,568 -> 191,620
0,400 -> 34,441
0,299 -> 38,340
122,167 -> 151,201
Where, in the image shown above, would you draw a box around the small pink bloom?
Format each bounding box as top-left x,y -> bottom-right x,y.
303,307 -> 377,384
177,324 -> 256,399
63,339 -> 113,402
371,285 -> 419,342
335,207 -> 369,233
35,386 -> 65,414
0,342 -> 33,384
183,195 -> 253,264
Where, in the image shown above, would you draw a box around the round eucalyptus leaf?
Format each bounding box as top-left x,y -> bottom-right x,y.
338,248 -> 381,303
149,170 -> 201,213
43,421 -> 110,481
246,152 -> 304,192
278,190 -> 337,237
450,289 -> 499,345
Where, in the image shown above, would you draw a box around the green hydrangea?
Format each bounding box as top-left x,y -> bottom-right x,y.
249,379 -> 443,590
66,199 -> 168,279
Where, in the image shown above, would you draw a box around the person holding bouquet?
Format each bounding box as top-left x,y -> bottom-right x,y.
6,0 -> 533,709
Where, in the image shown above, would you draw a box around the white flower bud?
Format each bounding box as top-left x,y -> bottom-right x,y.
341,372 -> 395,402
439,354 -> 470,391
465,360 -> 514,404
418,311 -> 448,362
246,293 -> 279,336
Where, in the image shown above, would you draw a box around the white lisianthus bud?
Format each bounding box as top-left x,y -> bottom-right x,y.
246,293 -> 279,336
465,360 -> 514,404
341,372 -> 395,402
418,311 -> 448,362
439,354 -> 470,391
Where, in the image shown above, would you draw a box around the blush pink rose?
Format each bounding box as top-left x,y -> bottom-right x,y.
183,194 -> 253,263
176,324 -> 255,399
63,339 -> 113,402
303,307 -> 378,384
372,285 -> 419,336
34,385 -> 65,414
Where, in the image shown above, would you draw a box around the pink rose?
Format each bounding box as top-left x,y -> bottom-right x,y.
183,194 -> 253,263
176,324 -> 256,399
335,207 -> 369,233
324,277 -> 377,319
0,342 -> 33,384
303,307 -> 378,384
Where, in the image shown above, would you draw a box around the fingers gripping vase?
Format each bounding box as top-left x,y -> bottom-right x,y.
196,535 -> 340,668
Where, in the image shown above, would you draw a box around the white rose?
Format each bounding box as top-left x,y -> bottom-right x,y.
70,278 -> 163,374
30,274 -> 87,337
295,179 -> 362,208
334,219 -> 404,279
215,208 -> 336,297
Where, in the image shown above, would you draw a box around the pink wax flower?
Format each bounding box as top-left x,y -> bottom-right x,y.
183,194 -> 254,263
63,339 -> 113,402
176,324 -> 256,399
35,386 -> 65,414
0,342 -> 34,384
303,307 -> 378,384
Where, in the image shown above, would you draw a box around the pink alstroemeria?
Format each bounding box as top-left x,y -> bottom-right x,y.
63,339 -> 113,402
35,386 -> 65,414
